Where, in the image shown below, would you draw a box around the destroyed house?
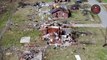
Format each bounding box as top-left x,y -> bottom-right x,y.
41,25 -> 75,45
46,26 -> 60,34
50,8 -> 70,19
41,26 -> 61,44
40,22 -> 77,46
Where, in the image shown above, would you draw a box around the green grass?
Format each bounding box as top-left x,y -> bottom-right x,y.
97,48 -> 107,60
1,29 -> 41,48
0,2 -> 18,31
1,7 -> 42,48
0,11 -> 11,30
68,10 -> 101,24
45,46 -> 76,60
104,0 -> 107,3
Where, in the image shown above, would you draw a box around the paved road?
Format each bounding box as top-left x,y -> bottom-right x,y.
64,24 -> 103,27
72,24 -> 103,27
88,0 -> 107,28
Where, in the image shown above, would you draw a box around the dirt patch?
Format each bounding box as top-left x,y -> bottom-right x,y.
102,4 -> 107,11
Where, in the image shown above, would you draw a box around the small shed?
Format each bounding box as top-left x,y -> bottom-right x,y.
20,37 -> 30,44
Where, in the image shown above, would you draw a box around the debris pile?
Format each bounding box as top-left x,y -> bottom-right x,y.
40,21 -> 77,47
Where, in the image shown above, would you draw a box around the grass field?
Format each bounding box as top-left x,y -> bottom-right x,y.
1,29 -> 41,47
1,12 -> 42,48
1,3 -> 43,48
0,12 -> 11,31
104,0 -> 107,3
0,3 -> 16,31
68,10 -> 101,24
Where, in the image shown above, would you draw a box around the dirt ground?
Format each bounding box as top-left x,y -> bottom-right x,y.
102,4 -> 107,11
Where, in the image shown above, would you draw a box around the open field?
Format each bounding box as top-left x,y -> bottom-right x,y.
68,10 -> 101,24
0,4 -> 46,48
1,11 -> 44,48
0,2 -> 17,31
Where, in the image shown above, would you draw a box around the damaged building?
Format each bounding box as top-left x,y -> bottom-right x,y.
50,7 -> 71,19
40,22 -> 77,47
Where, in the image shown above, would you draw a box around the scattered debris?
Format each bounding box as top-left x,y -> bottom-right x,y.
50,7 -> 70,19
40,22 -> 78,48
54,0 -> 70,3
